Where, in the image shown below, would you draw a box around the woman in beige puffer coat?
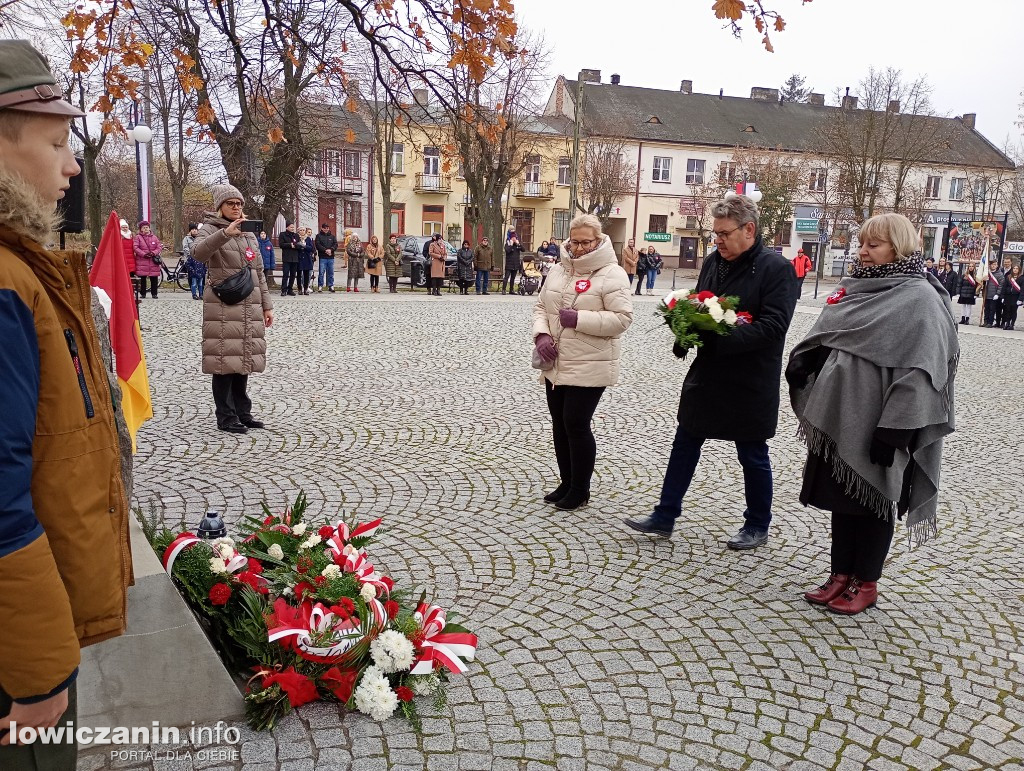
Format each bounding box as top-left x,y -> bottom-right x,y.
192,184 -> 274,433
532,213 -> 632,511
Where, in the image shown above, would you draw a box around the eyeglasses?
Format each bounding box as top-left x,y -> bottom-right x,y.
223,200 -> 243,207
569,238 -> 598,248
712,227 -> 741,240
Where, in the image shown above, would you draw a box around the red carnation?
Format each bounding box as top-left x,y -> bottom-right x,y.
237,571 -> 268,595
296,556 -> 314,574
318,525 -> 336,540
209,583 -> 232,606
696,290 -> 715,302
262,667 -> 319,708
246,558 -> 263,574
320,667 -> 358,702
394,686 -> 414,703
337,597 -> 355,613
294,581 -> 316,599
384,600 -> 399,619
314,575 -> 326,586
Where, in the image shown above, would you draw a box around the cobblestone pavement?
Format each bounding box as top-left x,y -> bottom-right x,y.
82,288 -> 1024,771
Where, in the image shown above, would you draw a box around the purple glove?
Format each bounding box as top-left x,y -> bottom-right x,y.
535,333 -> 558,363
558,308 -> 578,328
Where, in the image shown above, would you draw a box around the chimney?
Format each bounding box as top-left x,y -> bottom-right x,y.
841,88 -> 858,110
961,113 -> 977,129
887,99 -> 900,113
610,73 -> 621,85
413,88 -> 428,107
750,87 -> 779,102
680,80 -> 692,94
808,93 -> 825,106
580,69 -> 601,84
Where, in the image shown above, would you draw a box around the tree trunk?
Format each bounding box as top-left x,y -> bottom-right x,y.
82,144 -> 103,248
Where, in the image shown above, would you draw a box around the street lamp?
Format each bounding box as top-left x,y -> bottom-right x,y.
129,114 -> 153,225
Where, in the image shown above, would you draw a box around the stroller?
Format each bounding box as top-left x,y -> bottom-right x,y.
518,255 -> 542,295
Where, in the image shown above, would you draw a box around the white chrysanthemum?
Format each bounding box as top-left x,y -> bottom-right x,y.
360,583 -> 377,602
300,534 -> 322,550
267,544 -> 284,560
707,301 -> 725,322
370,630 -> 415,673
208,557 -> 227,574
215,543 -> 235,560
291,522 -> 308,537
282,586 -> 294,597
409,674 -> 441,697
212,537 -> 235,550
321,564 -> 341,579
723,308 -> 737,325
354,671 -> 398,722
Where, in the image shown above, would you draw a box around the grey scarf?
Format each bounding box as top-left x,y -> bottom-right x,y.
789,273 -> 959,547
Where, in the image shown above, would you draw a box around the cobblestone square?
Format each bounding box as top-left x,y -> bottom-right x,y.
91,291 -> 1024,770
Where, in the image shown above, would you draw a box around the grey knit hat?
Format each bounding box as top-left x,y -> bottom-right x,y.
211,183 -> 244,212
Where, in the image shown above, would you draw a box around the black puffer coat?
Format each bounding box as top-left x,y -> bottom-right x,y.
956,270 -> 979,305
677,237 -> 798,442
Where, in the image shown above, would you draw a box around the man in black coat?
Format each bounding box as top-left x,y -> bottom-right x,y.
626,195 -> 798,550
278,223 -> 301,296
502,232 -> 523,294
314,223 -> 338,293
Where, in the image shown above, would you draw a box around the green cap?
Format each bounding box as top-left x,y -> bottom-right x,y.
0,40 -> 84,117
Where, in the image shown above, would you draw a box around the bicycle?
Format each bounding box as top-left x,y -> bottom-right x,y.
157,251 -> 191,292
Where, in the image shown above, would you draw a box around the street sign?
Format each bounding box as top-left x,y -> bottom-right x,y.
818,233 -> 829,243
644,232 -> 672,242
795,218 -> 819,232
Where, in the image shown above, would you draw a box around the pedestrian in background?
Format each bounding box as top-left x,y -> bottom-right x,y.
502,232 -> 523,294
474,236 -> 493,294
457,239 -> 475,295
120,218 -> 136,281
545,238 -> 561,260
634,247 -> 648,296
278,222 -> 300,296
384,234 -> 402,293
983,257 -> 1003,328
625,195 -> 798,549
955,261 -> 979,324
365,235 -> 383,293
257,229 -> 276,287
184,249 -> 207,300
346,231 -> 365,292
298,227 -> 315,295
936,257 -> 956,298
621,237 -> 639,286
428,232 -> 446,297
1001,263 -> 1021,330
643,246 -> 663,296
314,223 -> 337,293
787,213 -> 958,616
532,213 -> 633,511
182,222 -> 199,262
193,184 -> 274,433
133,220 -> 163,298
792,247 -> 813,297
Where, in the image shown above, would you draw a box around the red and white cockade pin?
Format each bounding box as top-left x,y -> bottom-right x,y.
826,287 -> 846,305
245,248 -> 256,262
574,279 -> 591,293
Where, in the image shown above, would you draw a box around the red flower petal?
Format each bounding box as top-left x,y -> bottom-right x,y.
395,686 -> 414,702
696,290 -> 715,302
263,667 -> 319,708
318,525 -> 336,540
321,667 -> 358,702
209,583 -> 232,606
384,600 -> 400,619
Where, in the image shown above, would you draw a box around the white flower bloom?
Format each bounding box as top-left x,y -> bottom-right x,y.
370,630 -> 415,673
208,557 -> 227,574
707,302 -> 725,322
216,543 -> 235,560
267,544 -> 284,560
723,308 -> 737,325
212,537 -> 235,550
671,289 -> 691,301
409,675 -> 441,697
300,534 -> 322,550
291,522 -> 307,537
354,671 -> 398,722
360,583 -> 377,602
321,564 -> 341,579
282,586 -> 294,597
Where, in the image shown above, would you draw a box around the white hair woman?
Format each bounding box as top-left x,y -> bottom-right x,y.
531,213 -> 633,510
786,213 -> 958,615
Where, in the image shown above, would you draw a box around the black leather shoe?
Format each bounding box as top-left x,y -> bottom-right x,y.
726,528 -> 769,550
218,422 -> 248,434
624,515 -> 672,538
240,418 -> 265,429
555,490 -> 590,510
543,482 -> 571,503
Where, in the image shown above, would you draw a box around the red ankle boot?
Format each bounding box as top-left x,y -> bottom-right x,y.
826,577 -> 877,615
804,573 -> 850,605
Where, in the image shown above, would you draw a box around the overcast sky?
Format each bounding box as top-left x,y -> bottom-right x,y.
515,0 -> 1023,152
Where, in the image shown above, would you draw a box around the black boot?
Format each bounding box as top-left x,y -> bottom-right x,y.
543,481 -> 571,503
555,489 -> 590,511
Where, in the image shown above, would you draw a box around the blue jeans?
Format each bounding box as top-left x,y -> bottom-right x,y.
318,258 -> 335,288
652,424 -> 773,532
475,269 -> 490,293
189,274 -> 206,297
646,270 -> 657,290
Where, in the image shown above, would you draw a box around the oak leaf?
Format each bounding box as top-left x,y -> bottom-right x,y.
712,0 -> 745,21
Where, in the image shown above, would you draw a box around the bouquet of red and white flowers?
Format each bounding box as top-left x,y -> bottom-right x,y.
148,493 -> 476,731
656,289 -> 752,354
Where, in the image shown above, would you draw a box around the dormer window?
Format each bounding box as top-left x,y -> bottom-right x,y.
646,115 -> 661,124
742,125 -> 757,133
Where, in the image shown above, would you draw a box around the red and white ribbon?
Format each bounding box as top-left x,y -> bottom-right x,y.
324,518 -> 382,552
162,533 -> 201,574
268,602 -> 361,662
333,547 -> 394,596
409,601 -> 478,675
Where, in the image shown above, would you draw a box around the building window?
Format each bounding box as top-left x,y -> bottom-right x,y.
314,149 -> 341,177
343,199 -> 362,228
422,146 -> 440,176
557,157 -> 570,186
808,169 -> 826,193
949,177 -> 966,201
552,209 -> 570,240
685,159 -> 705,185
390,143 -> 404,175
973,178 -> 987,203
652,156 -> 671,183
719,162 -> 737,184
773,220 -> 793,247
925,175 -> 941,199
422,204 -> 443,236
525,155 -> 541,183
866,170 -> 880,190
648,214 -> 668,234
343,150 -> 360,179
685,216 -> 698,230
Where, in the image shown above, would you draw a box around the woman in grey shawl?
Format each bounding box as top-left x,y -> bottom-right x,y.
786,213 -> 959,616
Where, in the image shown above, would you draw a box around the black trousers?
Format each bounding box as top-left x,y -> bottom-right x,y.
831,511 -> 895,582
501,268 -> 517,293
282,262 -> 298,293
212,373 -> 252,427
544,379 -> 605,494
994,298 -> 1004,327
139,275 -> 159,297
1004,302 -> 1019,327
387,276 -> 398,292
299,269 -> 312,292
431,277 -> 443,292
370,274 -> 380,289
634,272 -> 646,294
0,682 -> 78,770
984,298 -> 1000,326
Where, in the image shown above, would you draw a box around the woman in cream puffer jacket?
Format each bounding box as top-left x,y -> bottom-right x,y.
532,213 -> 633,511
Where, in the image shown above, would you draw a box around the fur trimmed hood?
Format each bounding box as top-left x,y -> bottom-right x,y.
0,168 -> 60,244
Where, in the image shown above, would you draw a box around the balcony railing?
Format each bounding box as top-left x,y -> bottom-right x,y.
514,180 -> 554,199
415,173 -> 452,192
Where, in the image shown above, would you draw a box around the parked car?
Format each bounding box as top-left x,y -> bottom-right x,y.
400,236 -> 458,287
